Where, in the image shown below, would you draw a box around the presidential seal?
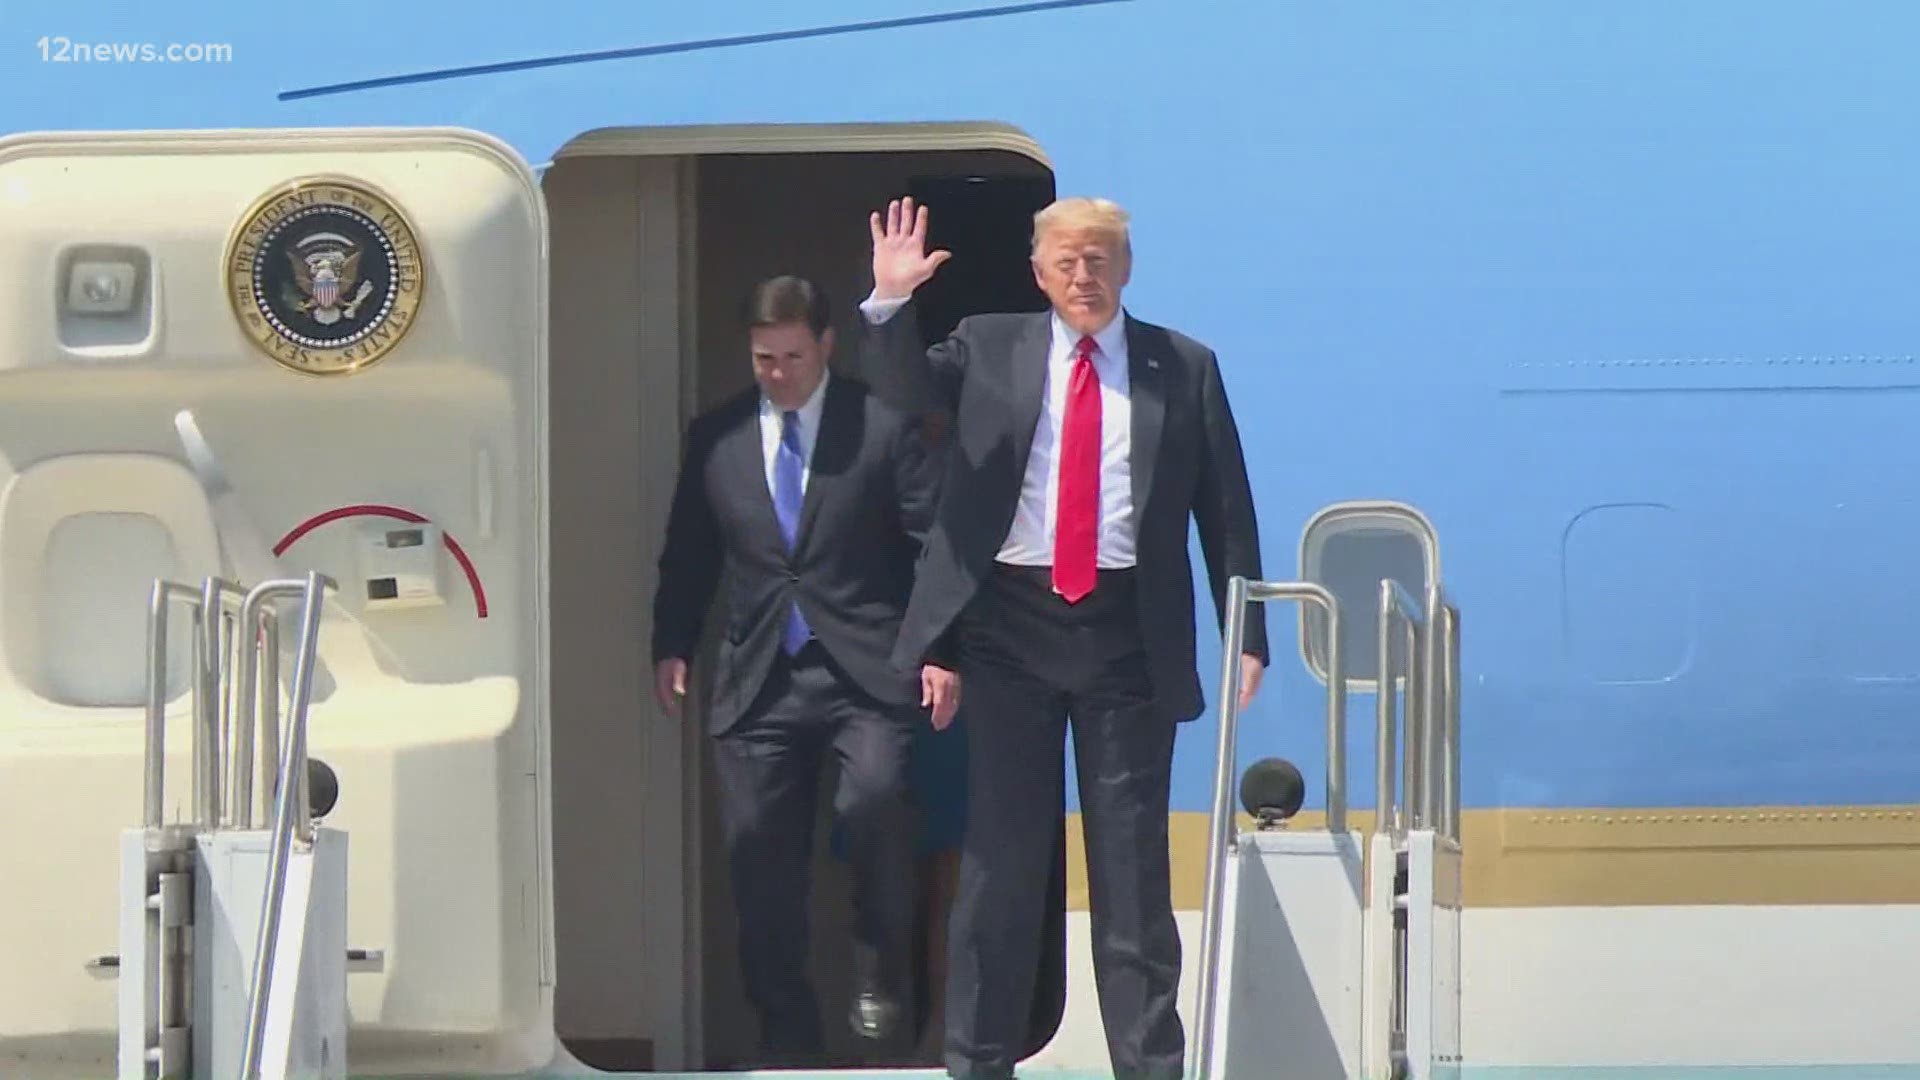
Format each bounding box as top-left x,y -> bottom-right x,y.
224,176 -> 424,375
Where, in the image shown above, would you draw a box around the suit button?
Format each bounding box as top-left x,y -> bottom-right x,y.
787,570 -> 799,583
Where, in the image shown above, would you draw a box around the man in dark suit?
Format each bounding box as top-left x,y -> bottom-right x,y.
857,197 -> 1270,1080
651,275 -> 958,1066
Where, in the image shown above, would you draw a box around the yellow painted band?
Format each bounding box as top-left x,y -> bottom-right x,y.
1060,805 -> 1920,910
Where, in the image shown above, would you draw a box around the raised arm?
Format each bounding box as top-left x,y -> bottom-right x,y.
858,197 -> 967,417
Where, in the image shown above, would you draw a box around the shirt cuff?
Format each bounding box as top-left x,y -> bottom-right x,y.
859,292 -> 909,324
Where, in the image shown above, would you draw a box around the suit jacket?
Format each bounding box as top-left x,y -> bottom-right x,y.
651,373 -> 939,734
860,300 -> 1269,723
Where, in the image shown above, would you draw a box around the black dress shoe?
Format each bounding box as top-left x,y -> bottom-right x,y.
849,989 -> 904,1043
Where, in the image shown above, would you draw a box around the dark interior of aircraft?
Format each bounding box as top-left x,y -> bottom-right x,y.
546,148 -> 1066,1072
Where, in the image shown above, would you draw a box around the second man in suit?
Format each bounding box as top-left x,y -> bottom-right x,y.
651,275 -> 959,1066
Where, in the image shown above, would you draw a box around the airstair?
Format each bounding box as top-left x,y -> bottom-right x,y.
107,510 -> 1460,1080
1189,532 -> 1463,1077
118,571 -> 348,1080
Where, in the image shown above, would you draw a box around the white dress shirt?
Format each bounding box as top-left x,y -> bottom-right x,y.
759,368 -> 828,497
860,295 -> 1136,568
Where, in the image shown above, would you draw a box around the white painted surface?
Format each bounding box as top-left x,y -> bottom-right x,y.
194,828 -> 348,1080
1208,830 -> 1367,1080
276,830 -> 350,1080
1408,831 -> 1463,1079
1365,830 -> 1397,1078
1028,901 -> 1920,1074
1459,904 -> 1920,1067
116,829 -> 178,1080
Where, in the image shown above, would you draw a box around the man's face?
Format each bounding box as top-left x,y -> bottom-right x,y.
1031,226 -> 1131,336
750,320 -> 832,409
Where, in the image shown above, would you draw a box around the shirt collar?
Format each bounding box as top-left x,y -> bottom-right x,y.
1050,308 -> 1128,366
763,368 -> 831,430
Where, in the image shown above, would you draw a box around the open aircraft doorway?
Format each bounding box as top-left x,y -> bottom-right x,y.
541,124 -> 1060,1072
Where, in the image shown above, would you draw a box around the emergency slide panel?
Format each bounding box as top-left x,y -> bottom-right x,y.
0,128 -> 551,1077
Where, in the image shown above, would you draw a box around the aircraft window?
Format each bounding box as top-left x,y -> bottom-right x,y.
1562,503 -> 1692,683
1298,504 -> 1437,689
36,512 -> 185,706
0,454 -> 219,709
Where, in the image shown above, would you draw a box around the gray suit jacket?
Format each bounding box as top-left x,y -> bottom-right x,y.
650,374 -> 939,733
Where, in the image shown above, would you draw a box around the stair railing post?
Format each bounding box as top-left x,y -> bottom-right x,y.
1191,577 -> 1344,1080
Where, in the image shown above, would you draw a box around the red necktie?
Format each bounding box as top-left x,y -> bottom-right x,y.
1053,335 -> 1100,603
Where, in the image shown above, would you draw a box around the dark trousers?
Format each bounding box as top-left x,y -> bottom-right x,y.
712,640 -> 916,1065
943,565 -> 1184,1080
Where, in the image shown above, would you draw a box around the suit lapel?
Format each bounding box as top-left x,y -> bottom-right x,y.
1125,314 -> 1165,530
793,376 -> 851,554
1008,314 -> 1052,480
721,401 -> 788,553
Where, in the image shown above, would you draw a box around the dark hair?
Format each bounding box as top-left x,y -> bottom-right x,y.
743,275 -> 831,338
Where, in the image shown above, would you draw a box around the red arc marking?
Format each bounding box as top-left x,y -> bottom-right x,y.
272,503 -> 489,618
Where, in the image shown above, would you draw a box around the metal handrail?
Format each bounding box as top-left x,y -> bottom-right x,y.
1439,601 -> 1460,842
1412,587 -> 1463,843
1377,579 -> 1426,841
1191,575 -> 1346,1080
144,582 -> 205,828
234,581 -> 309,829
146,576 -> 299,831
240,570 -> 334,1080
196,578 -> 247,827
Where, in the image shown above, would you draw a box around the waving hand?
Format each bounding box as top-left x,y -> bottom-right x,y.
870,196 -> 952,300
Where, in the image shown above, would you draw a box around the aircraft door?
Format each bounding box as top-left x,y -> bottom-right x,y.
0,128 -> 555,1077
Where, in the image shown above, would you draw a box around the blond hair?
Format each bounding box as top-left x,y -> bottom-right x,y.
1031,196 -> 1131,255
